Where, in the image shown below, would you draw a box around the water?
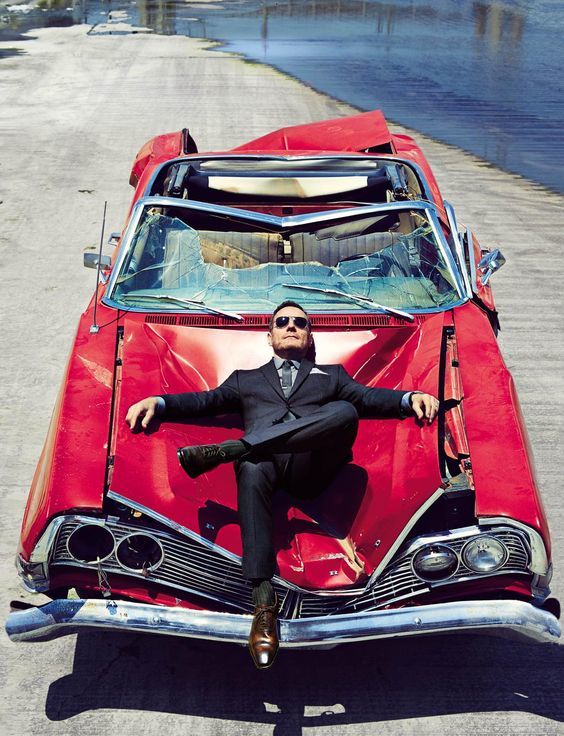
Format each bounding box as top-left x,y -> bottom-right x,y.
2,0 -> 563,192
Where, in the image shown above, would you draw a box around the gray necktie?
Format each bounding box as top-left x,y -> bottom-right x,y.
281,360 -> 293,397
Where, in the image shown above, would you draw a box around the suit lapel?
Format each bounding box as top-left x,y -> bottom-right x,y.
288,358 -> 314,398
260,358 -> 315,401
260,360 -> 286,400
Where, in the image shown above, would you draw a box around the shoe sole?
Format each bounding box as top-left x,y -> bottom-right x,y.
177,449 -> 201,479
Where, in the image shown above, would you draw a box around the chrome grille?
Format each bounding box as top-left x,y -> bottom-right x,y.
50,519 -> 531,619
298,530 -> 530,617
299,558 -> 428,617
51,520 -> 259,613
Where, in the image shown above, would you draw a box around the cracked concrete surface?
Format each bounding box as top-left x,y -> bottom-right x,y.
0,24 -> 562,736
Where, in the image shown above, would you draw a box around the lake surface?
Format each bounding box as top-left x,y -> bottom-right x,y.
2,0 -> 563,193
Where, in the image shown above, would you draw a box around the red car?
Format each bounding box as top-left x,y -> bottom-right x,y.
7,111 -> 560,646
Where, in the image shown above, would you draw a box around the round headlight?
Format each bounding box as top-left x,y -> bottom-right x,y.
412,544 -> 458,582
462,536 -> 508,573
115,533 -> 164,573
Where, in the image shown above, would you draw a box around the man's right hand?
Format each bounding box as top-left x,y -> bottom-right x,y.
125,397 -> 161,431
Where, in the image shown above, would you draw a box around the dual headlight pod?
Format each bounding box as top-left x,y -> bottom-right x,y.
66,524 -> 164,573
412,535 -> 509,582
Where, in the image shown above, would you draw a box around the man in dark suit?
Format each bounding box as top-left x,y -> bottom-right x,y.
126,300 -> 439,668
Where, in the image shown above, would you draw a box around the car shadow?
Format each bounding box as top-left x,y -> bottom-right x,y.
45,631 -> 563,728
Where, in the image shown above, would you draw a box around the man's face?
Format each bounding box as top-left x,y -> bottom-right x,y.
268,306 -> 312,360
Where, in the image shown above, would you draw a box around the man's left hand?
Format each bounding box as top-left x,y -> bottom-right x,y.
410,392 -> 440,424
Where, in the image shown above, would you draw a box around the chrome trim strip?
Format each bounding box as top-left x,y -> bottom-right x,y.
6,598 -> 560,645
102,296 -> 468,318
103,200 -> 147,297
531,566 -> 552,602
15,556 -> 50,593
478,518 -> 549,575
107,491 -> 243,564
424,207 -> 466,299
443,201 -> 472,298
400,524 -> 530,558
402,524 -> 482,555
30,516 -> 78,564
366,487 -> 445,587
122,196 -> 439,230
144,154 -> 436,204
466,227 -> 477,293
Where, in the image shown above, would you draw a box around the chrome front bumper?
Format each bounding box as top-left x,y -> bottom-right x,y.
6,598 -> 560,645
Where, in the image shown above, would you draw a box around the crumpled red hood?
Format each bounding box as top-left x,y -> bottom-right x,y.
110,314 -> 445,590
230,110 -> 392,154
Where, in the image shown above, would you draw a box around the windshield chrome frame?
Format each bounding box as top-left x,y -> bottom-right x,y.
466,227 -> 478,293
103,196 -> 467,313
444,201 -> 472,298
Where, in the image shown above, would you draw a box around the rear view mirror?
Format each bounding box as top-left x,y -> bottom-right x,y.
478,248 -> 506,285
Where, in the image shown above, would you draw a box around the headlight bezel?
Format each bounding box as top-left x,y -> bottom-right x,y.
411,543 -> 459,582
461,535 -> 509,574
115,532 -> 165,573
66,522 -> 116,565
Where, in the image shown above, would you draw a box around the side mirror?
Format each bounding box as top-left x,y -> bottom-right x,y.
108,232 -> 121,246
84,253 -> 112,270
478,248 -> 506,285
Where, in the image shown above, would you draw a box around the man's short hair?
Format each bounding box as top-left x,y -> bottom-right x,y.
269,301 -> 310,329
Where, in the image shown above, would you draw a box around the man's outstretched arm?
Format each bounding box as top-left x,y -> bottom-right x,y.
336,365 -> 439,423
125,372 -> 241,431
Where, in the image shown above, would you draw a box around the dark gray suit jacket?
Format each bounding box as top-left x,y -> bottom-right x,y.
162,358 -> 406,434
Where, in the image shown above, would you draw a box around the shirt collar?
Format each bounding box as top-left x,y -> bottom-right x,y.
273,356 -> 301,370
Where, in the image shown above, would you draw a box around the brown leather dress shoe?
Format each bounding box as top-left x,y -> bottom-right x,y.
248,596 -> 279,669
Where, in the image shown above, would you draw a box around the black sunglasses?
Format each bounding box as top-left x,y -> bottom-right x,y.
273,315 -> 310,330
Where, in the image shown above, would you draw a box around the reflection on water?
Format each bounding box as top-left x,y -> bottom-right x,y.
138,0 -> 175,36
0,0 -> 81,33
474,2 -> 524,49
2,0 -> 563,193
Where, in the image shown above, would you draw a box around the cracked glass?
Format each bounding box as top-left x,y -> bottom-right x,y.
111,207 -> 461,313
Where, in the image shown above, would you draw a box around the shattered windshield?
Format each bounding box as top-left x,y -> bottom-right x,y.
110,205 -> 461,314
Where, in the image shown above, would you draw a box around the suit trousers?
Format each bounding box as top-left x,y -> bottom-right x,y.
235,400 -> 359,580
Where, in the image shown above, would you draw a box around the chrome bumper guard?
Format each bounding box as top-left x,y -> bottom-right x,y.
6,598 -> 560,645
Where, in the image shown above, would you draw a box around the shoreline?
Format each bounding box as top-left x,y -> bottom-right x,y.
0,23 -> 562,735
1,13 -> 563,197
211,41 -> 564,200
1,25 -> 561,225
